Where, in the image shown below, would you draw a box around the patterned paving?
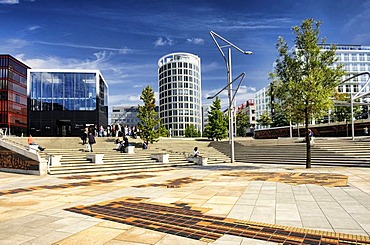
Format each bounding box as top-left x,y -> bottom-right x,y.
66,196 -> 370,245
133,177 -> 203,188
222,172 -> 349,187
58,169 -> 171,180
0,174 -> 156,196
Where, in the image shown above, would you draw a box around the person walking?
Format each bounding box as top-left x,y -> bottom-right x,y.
88,132 -> 96,152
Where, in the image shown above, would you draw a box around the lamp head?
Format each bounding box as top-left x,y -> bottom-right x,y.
243,51 -> 253,55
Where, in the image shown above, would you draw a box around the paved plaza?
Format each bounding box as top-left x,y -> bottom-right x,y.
0,162 -> 370,244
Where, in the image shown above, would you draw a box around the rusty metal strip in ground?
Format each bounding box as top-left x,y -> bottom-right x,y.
65,196 -> 370,244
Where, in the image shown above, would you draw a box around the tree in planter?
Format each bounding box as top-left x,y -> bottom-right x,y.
270,18 -> 345,168
257,111 -> 272,128
236,111 -> 250,137
137,85 -> 163,144
184,124 -> 201,137
204,97 -> 228,141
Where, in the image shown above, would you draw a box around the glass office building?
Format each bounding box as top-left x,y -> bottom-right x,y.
27,69 -> 108,136
158,52 -> 202,137
320,44 -> 370,94
0,54 -> 29,136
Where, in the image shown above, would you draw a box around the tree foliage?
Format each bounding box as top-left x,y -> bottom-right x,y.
184,124 -> 201,137
270,18 -> 345,168
236,111 -> 250,137
204,97 -> 228,141
257,111 -> 272,127
137,85 -> 162,144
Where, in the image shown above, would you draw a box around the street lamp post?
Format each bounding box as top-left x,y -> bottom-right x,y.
209,31 -> 252,163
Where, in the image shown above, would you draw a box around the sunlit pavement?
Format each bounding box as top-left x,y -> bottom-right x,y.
0,162 -> 369,244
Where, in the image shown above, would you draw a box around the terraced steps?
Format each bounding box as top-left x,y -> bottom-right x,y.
211,139 -> 370,167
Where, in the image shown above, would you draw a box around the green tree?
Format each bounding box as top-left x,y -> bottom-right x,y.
257,111 -> 272,127
204,97 -> 228,141
270,18 -> 345,168
184,124 -> 201,137
137,85 -> 162,144
236,111 -> 250,137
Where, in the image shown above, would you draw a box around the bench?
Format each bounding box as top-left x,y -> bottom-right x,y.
186,156 -> 208,166
86,153 -> 104,164
48,155 -> 62,166
124,145 -> 135,154
151,153 -> 169,163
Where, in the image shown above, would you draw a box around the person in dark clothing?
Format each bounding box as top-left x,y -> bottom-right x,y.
120,137 -> 129,153
193,147 -> 200,157
81,128 -> 88,145
88,132 -> 96,152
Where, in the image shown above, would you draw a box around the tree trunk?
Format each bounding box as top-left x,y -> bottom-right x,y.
305,107 -> 311,168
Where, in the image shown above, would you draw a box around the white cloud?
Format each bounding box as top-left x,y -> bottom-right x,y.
0,0 -> 19,4
154,37 -> 175,47
202,62 -> 222,72
186,38 -> 204,45
202,85 -> 256,110
3,39 -> 29,50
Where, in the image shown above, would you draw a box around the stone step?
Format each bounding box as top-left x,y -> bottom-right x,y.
49,161 -> 195,175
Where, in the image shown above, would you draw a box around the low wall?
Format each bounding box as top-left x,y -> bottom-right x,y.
0,140 -> 47,175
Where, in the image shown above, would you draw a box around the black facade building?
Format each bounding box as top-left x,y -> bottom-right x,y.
27,69 -> 108,136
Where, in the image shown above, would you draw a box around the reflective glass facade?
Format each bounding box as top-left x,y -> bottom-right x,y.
27,70 -> 108,136
0,55 -> 29,136
158,53 -> 202,137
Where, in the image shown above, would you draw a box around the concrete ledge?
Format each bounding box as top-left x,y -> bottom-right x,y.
28,144 -> 39,153
124,146 -> 135,154
48,155 -> 62,166
86,154 -> 104,164
186,157 -> 208,166
151,153 -> 169,163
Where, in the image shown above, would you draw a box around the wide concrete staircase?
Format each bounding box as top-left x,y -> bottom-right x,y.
3,136 -> 230,175
210,138 -> 370,167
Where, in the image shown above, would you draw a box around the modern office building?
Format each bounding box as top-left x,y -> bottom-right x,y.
27,69 -> 108,136
255,86 -> 271,129
0,54 -> 30,136
158,52 -> 202,137
111,106 -> 140,127
320,44 -> 370,94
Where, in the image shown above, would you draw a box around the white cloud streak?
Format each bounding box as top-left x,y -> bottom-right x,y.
0,0 -> 19,4
35,40 -> 133,54
27,25 -> 41,31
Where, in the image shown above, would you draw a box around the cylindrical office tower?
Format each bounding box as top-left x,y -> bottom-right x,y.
158,52 -> 202,137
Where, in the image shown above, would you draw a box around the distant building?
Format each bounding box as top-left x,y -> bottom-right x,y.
158,52 -> 202,137
255,86 -> 271,129
111,106 -> 140,127
27,69 -> 108,136
202,105 -> 210,130
237,99 -> 256,129
0,54 -> 30,136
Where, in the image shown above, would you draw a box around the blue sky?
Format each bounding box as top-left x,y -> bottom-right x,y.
2,0 -> 370,110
